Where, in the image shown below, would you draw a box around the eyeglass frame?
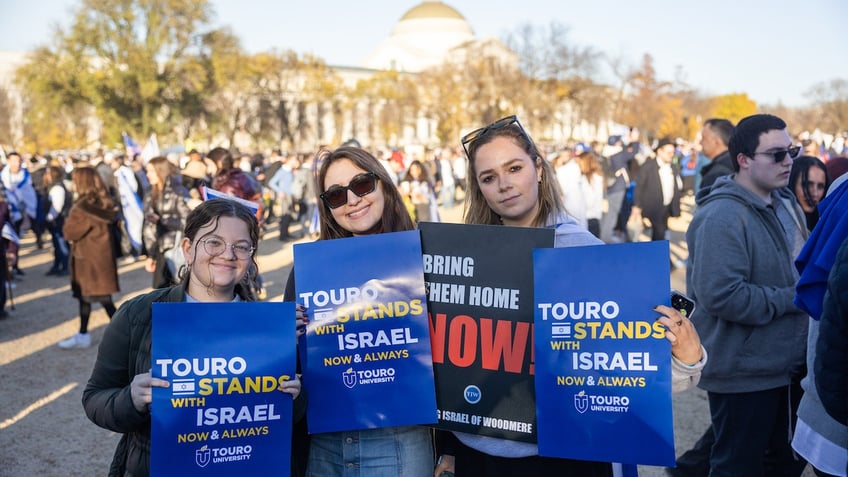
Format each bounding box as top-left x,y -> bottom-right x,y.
749,145 -> 801,163
319,171 -> 379,209
460,115 -> 536,160
198,236 -> 255,259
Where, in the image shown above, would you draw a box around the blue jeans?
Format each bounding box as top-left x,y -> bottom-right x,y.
307,426 -> 433,477
48,223 -> 69,271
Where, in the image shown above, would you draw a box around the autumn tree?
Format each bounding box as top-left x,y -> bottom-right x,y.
16,0 -> 227,147
617,54 -> 681,139
806,78 -> 848,133
297,55 -> 346,148
417,62 -> 471,145
14,43 -> 96,151
0,84 -> 15,146
708,93 -> 758,125
505,22 -> 600,134
353,70 -> 419,146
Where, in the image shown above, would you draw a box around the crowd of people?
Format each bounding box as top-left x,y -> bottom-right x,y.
2,111 -> 847,476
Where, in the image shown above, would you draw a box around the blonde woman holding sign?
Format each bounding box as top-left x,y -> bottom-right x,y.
433,116 -> 705,477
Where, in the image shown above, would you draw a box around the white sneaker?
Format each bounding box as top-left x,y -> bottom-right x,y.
58,333 -> 91,349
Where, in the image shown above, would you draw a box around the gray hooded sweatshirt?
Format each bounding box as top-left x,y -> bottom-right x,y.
685,175 -> 808,393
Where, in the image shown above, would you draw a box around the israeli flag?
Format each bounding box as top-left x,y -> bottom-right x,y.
141,133 -> 160,163
201,186 -> 260,215
122,132 -> 142,157
115,166 -> 143,252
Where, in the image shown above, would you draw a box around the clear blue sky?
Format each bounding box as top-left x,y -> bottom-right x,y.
1,0 -> 846,107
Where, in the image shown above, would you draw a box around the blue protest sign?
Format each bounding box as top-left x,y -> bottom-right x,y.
534,241 -> 675,466
293,230 -> 437,433
151,302 -> 296,476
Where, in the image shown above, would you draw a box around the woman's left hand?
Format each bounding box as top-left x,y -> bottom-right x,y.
654,305 -> 702,365
281,374 -> 302,399
295,304 -> 309,337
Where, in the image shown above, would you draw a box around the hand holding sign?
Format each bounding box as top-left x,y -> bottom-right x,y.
131,370 -> 170,412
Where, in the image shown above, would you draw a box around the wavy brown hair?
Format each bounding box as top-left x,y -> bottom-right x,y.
316,146 -> 415,239
71,167 -> 114,210
147,156 -> 176,201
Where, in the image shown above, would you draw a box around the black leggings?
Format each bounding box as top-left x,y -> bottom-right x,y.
79,298 -> 117,334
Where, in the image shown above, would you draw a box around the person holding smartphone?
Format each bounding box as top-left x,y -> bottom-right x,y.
434,115 -> 706,477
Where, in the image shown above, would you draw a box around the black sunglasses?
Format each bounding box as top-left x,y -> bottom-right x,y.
461,115 -> 533,159
320,172 -> 378,209
751,145 -> 801,163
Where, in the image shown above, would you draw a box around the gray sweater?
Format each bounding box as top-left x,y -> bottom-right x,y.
686,175 -> 808,393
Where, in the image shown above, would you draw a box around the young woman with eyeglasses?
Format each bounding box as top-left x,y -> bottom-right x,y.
433,116 -> 706,477
83,199 -> 302,476
283,146 -> 433,477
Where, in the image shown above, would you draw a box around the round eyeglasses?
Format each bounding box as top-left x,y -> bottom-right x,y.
199,237 -> 254,259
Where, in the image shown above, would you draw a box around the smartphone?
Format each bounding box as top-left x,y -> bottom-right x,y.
671,289 -> 696,317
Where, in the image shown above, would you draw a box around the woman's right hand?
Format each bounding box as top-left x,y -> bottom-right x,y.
296,304 -> 309,337
144,258 -> 156,273
130,370 -> 170,413
433,454 -> 455,477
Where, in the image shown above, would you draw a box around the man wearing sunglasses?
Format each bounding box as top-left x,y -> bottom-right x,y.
685,114 -> 809,477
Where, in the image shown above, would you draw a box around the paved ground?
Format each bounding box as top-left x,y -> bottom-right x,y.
0,197 -> 812,476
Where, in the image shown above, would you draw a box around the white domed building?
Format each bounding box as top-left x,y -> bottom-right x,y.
324,1 -> 518,149
363,1 -> 476,73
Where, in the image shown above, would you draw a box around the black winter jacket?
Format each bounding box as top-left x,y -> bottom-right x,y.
83,283 -> 304,476
816,238 -> 848,425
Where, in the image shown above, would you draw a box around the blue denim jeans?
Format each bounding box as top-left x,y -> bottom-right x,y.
307,426 -> 433,477
49,224 -> 69,271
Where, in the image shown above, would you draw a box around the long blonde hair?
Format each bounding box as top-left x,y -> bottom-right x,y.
462,121 -> 565,227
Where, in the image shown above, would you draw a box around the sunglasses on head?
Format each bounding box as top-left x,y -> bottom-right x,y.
461,115 -> 532,159
320,172 -> 378,209
751,145 -> 801,163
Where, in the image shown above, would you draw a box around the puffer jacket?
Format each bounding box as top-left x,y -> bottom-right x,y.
816,238 -> 848,425
82,286 -> 184,476
142,179 -> 190,259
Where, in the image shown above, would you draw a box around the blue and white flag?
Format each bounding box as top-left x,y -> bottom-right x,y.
122,132 -> 142,158
1,222 -> 19,245
202,186 -> 260,215
141,133 -> 160,163
114,165 -> 142,252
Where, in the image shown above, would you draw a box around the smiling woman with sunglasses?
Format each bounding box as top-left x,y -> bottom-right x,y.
433,115 -> 706,477
284,146 -> 430,477
314,146 -> 416,239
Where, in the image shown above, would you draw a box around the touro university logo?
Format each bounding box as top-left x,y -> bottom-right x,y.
193,444 -> 254,466
573,390 -> 631,414
574,391 -> 589,414
342,368 -> 357,389
195,445 -> 210,468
